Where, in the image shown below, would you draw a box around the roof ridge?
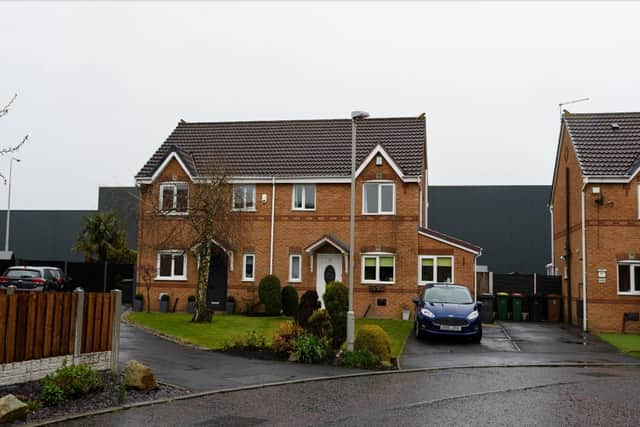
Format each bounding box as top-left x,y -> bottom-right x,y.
177,116 -> 426,126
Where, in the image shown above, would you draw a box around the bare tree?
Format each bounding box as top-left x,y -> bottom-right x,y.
138,263 -> 156,313
0,94 -> 28,182
138,167 -> 242,323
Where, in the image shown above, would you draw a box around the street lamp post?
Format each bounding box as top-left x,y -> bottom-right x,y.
347,111 -> 369,351
5,157 -> 20,252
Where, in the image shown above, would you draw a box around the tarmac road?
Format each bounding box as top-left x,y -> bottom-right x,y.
61,366 -> 640,426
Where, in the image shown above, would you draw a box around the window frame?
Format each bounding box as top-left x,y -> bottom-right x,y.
418,255 -> 454,286
159,182 -> 189,215
617,260 -> 640,295
242,253 -> 256,282
362,181 -> 396,215
289,254 -> 302,283
232,185 -> 257,212
156,250 -> 187,281
291,184 -> 316,211
361,253 -> 396,284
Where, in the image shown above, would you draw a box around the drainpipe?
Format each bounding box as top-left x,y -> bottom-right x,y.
549,204 -> 554,273
424,169 -> 429,228
473,255 -> 477,302
269,177 -> 276,274
418,177 -> 423,227
581,184 -> 588,332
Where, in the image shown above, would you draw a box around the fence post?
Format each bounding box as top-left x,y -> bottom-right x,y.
73,288 -> 85,357
533,273 -> 537,295
6,285 -> 16,295
110,289 -> 122,373
489,272 -> 493,294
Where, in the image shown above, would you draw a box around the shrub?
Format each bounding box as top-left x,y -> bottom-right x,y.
307,309 -> 333,340
187,295 -> 196,302
281,285 -> 299,316
324,281 -> 348,349
41,360 -> 102,399
295,290 -> 320,328
340,350 -> 380,369
258,274 -> 282,315
292,334 -> 325,363
272,320 -> 304,355
354,325 -> 392,361
40,382 -> 63,407
226,330 -> 267,351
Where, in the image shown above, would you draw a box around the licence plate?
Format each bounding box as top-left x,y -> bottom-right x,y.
440,325 -> 462,332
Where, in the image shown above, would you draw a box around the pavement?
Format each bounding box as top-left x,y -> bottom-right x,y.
401,321 -> 638,368
60,365 -> 640,426
118,322 -> 360,391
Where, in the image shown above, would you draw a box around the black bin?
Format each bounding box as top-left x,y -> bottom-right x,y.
531,294 -> 547,322
478,293 -> 495,323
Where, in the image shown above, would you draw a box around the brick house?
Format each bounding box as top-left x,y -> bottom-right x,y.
135,117 -> 481,318
551,112 -> 640,332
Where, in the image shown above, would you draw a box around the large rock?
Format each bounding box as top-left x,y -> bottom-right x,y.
123,360 -> 158,391
0,394 -> 28,423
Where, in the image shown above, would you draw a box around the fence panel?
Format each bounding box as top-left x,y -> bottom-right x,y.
537,275 -> 562,296
493,273 -> 534,295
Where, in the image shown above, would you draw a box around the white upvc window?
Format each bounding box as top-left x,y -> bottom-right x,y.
362,182 -> 395,215
361,254 -> 395,284
233,185 -> 256,211
289,254 -> 302,282
419,256 -> 454,285
156,251 -> 187,280
242,254 -> 255,281
617,261 -> 640,295
159,182 -> 188,214
292,184 -> 316,210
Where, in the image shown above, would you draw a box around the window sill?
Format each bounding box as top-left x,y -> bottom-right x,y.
617,292 -> 640,296
155,277 -> 188,282
292,208 -> 316,212
158,211 -> 189,216
361,281 -> 395,285
288,279 -> 302,284
232,209 -> 257,213
361,212 -> 396,216
241,278 -> 255,283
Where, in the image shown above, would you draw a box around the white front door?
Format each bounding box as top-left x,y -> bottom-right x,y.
316,253 -> 343,306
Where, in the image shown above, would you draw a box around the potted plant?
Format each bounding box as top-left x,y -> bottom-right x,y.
159,293 -> 170,313
401,304 -> 411,321
226,296 -> 236,314
187,295 -> 196,314
133,294 -> 144,312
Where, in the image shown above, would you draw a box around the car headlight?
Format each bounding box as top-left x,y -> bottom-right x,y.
420,308 -> 435,318
467,310 -> 479,321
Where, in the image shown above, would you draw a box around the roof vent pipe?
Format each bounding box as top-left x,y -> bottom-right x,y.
611,123 -> 620,130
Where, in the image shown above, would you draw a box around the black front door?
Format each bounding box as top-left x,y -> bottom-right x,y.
206,250 -> 228,310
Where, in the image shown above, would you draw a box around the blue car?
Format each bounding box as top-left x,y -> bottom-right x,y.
413,283 -> 482,343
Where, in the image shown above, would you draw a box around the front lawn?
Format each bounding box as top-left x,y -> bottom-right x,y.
598,333 -> 640,358
128,312 -> 413,358
128,312 -> 288,349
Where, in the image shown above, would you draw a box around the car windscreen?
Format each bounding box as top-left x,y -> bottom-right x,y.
6,269 -> 42,279
424,287 -> 473,304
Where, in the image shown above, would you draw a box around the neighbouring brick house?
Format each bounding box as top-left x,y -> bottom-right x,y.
135,116 -> 481,318
551,112 -> 640,333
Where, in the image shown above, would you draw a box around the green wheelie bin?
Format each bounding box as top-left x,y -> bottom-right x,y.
511,292 -> 524,321
496,292 -> 510,321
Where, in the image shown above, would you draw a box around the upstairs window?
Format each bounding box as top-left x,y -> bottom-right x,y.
363,182 -> 395,215
160,182 -> 188,213
362,254 -> 395,284
292,184 -> 316,210
419,256 -> 453,284
618,261 -> 640,295
157,251 -> 187,280
233,185 -> 256,211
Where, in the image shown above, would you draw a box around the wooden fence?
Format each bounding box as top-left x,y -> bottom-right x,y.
0,288 -> 119,366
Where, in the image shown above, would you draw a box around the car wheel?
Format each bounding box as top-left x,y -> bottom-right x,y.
471,329 -> 482,344
415,320 -> 425,340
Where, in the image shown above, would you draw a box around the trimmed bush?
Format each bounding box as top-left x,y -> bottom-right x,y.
354,325 -> 392,361
324,281 -> 348,349
292,334 -> 325,363
308,309 -> 333,340
295,290 -> 320,328
40,382 -> 64,406
258,274 -> 282,315
281,285 -> 299,316
41,360 -> 102,400
272,320 -> 304,355
340,349 -> 379,369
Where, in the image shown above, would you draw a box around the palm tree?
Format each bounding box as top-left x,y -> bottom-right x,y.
73,212 -> 136,263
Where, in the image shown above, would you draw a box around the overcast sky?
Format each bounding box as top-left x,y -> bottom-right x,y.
1,1 -> 639,210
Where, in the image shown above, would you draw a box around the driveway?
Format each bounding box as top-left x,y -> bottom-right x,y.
401,321 -> 639,369
119,322 -> 359,391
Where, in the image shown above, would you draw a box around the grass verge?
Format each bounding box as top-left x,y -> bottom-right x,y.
598,333 -> 640,358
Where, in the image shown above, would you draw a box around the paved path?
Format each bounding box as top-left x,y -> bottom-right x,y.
119,322 -> 359,391
401,321 -> 638,368
61,366 -> 640,426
